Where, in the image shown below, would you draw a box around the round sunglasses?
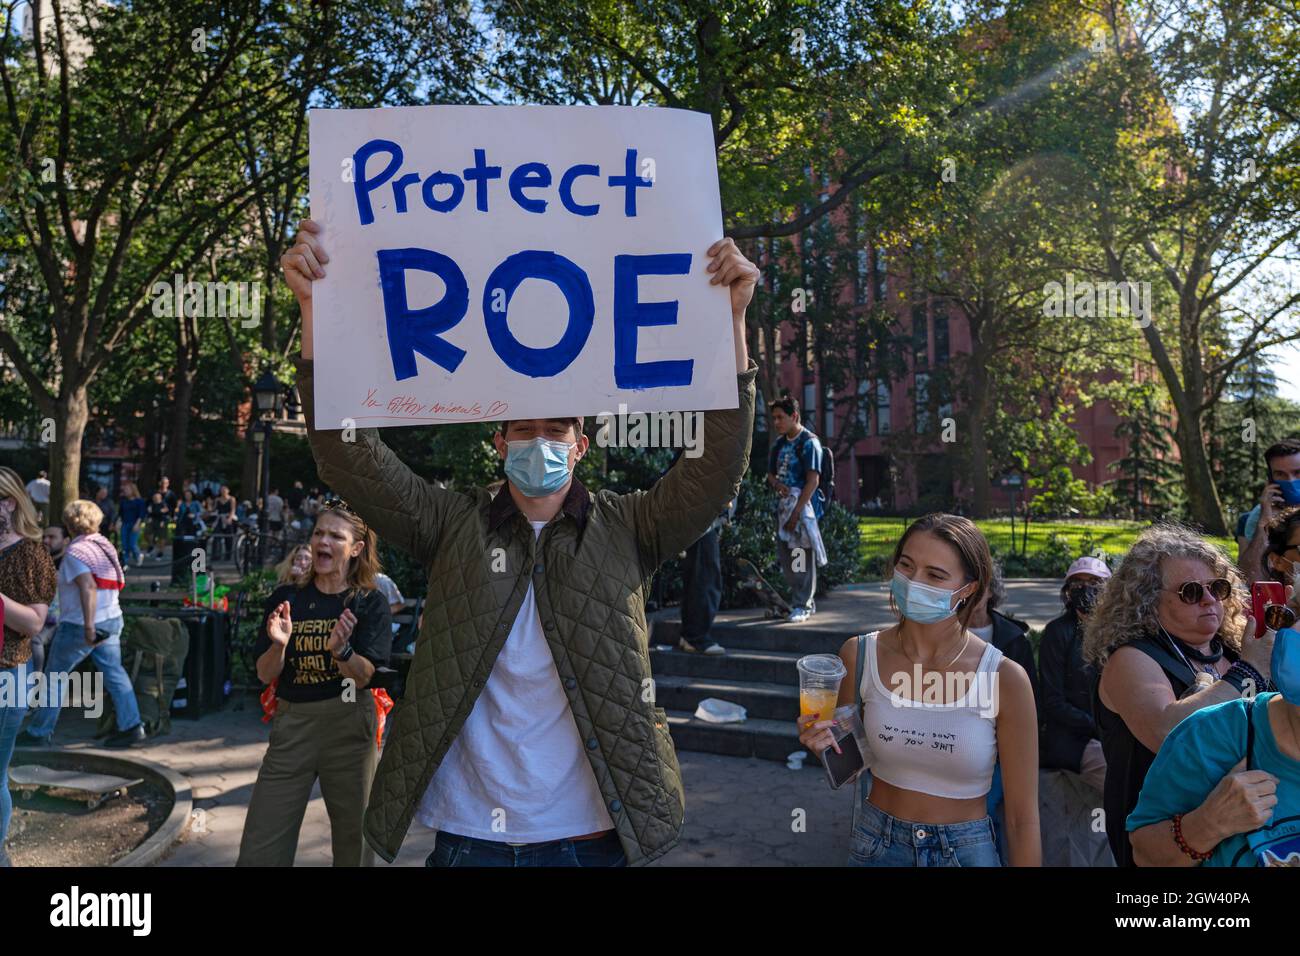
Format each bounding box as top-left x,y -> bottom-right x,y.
1262,602 -> 1297,632
1162,578 -> 1234,604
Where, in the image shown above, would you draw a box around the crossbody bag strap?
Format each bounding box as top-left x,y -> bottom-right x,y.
1245,696 -> 1256,772
855,633 -> 866,712
851,634 -> 868,826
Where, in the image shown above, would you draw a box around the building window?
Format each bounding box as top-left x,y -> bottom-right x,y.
824,385 -> 835,439
855,249 -> 869,306
934,306 -> 950,365
857,380 -> 871,436
803,382 -> 817,424
912,302 -> 929,370
876,381 -> 891,435
873,248 -> 887,302
915,373 -> 931,434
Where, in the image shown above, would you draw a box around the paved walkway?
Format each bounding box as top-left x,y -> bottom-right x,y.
18,579 -> 1062,866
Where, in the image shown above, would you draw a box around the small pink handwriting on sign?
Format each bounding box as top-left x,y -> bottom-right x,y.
359,388 -> 508,422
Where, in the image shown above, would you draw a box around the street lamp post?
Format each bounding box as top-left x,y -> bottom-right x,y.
253,370 -> 283,569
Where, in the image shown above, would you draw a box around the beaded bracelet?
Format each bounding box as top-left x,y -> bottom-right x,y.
1223,660 -> 1267,695
1172,813 -> 1212,862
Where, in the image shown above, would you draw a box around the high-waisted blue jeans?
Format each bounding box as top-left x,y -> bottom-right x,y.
849,799 -> 1002,867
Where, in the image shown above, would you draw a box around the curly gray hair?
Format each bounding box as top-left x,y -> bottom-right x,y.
1082,523 -> 1247,667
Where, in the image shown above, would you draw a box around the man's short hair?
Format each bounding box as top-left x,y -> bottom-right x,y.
771,397 -> 799,418
1264,438 -> 1300,472
498,417 -> 584,439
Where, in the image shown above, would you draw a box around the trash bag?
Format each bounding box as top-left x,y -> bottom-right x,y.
96,616 -> 191,738
693,697 -> 747,724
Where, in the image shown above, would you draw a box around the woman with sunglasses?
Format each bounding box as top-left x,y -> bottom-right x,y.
1126,580 -> 1300,866
237,501 -> 392,866
1083,524 -> 1275,867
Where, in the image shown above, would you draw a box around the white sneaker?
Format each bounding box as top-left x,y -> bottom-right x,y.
702,642 -> 726,656
787,609 -> 811,623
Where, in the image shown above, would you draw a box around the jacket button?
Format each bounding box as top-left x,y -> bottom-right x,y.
586,737 -> 598,750
544,620 -> 555,631
534,563 -> 544,574
609,800 -> 622,813
565,678 -> 577,690
473,679 -> 484,689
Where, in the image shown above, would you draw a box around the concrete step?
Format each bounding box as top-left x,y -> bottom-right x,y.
649,645 -> 806,685
652,616 -> 867,655
664,709 -> 808,763
653,673 -> 799,722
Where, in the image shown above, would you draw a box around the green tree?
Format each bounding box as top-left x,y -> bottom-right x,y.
1057,0 -> 1300,534
0,0 -> 475,518
1109,382 -> 1181,519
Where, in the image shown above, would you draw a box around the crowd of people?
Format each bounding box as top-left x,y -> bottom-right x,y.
45,476 -> 334,567
1,215 -> 1296,871
795,438 -> 1300,869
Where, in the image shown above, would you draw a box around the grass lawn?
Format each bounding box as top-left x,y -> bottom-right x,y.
857,516 -> 1236,562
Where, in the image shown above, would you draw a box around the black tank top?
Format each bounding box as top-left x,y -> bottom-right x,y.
1093,633 -> 1237,867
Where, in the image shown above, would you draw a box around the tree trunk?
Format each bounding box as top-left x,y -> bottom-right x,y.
968,396 -> 991,518
1174,409 -> 1229,536
966,307 -> 993,519
241,425 -> 260,502
48,386 -> 90,523
166,311 -> 200,483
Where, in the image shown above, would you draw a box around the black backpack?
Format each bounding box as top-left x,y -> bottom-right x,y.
795,429 -> 836,503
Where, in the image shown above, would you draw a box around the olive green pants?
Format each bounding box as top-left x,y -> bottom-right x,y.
237,693 -> 378,866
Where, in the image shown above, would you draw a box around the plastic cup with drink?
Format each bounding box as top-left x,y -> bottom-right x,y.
797,653 -> 847,731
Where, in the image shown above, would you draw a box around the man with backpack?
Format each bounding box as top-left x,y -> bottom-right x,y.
766,397 -> 829,623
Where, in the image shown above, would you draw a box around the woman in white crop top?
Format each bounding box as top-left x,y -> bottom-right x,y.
797,513 -> 1041,866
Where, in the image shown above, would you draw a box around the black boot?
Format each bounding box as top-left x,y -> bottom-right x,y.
105,724 -> 147,748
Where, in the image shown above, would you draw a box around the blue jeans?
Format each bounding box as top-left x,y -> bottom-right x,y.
849,799 -> 1002,867
425,830 -> 626,867
121,524 -> 141,563
0,664 -> 28,851
24,618 -> 140,739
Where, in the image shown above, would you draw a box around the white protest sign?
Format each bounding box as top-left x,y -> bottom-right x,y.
308,105 -> 738,429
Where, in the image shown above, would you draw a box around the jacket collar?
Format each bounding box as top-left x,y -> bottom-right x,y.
488,478 -> 591,534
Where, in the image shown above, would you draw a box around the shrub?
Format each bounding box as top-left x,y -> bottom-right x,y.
653,473 -> 865,609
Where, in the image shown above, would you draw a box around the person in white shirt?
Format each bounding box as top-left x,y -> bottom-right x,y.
20,500 -> 145,748
25,471 -> 50,520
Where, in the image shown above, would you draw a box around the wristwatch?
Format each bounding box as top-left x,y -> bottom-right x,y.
332,642 -> 355,663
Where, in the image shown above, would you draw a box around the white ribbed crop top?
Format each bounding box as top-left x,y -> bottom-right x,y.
857,631 -> 1003,800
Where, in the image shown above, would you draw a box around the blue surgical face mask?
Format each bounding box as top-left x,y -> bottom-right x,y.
1278,479 -> 1300,506
1272,627 -> 1300,705
890,570 -> 966,625
504,437 -> 574,498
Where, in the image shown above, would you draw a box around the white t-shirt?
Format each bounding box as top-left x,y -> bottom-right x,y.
58,553 -> 123,626
266,494 -> 285,522
374,572 -> 404,607
26,477 -> 49,504
416,521 -> 614,842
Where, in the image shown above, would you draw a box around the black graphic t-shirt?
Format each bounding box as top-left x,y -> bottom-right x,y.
254,582 -> 393,702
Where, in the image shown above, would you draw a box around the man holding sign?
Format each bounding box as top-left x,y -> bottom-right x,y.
282,138 -> 757,865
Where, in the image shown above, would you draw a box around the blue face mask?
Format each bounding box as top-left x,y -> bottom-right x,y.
1273,627 -> 1300,705
890,570 -> 966,625
1278,479 -> 1300,506
504,438 -> 574,498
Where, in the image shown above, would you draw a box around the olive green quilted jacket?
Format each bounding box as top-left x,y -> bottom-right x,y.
297,357 -> 757,865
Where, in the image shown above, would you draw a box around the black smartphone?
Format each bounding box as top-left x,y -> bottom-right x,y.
92,627 -> 113,644
822,729 -> 865,790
